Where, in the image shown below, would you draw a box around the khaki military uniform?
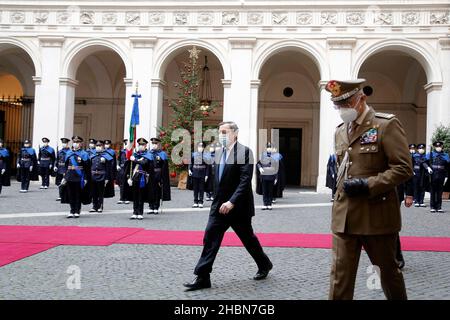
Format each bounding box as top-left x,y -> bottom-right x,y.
329,107 -> 413,300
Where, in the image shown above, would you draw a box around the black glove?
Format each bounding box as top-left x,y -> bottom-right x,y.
343,178 -> 369,197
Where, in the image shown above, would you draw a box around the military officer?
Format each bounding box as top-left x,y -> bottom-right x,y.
16,139 -> 38,192
412,143 -> 428,207
116,139 -> 130,204
123,138 -> 153,220
38,137 -> 56,189
326,79 -> 412,300
103,139 -> 117,199
0,138 -> 11,195
89,140 -> 114,213
148,137 -> 171,214
189,142 -> 210,208
60,136 -> 91,218
256,142 -> 279,210
86,138 -> 97,157
54,138 -> 71,201
425,141 -> 450,213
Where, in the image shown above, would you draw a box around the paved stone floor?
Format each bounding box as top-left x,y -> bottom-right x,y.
0,181 -> 450,300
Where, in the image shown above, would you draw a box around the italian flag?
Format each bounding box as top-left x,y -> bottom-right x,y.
126,92 -> 141,160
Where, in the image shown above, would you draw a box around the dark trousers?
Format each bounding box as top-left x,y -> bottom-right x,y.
329,232 -> 407,300
20,168 -> 31,190
413,175 -> 425,204
119,181 -> 126,201
194,214 -> 272,276
56,173 -> 64,198
430,178 -> 445,210
0,183 -> 2,194
261,180 -> 274,206
396,235 -> 404,262
133,184 -> 146,215
67,181 -> 82,214
150,181 -> 161,210
40,167 -> 50,187
193,177 -> 205,204
91,180 -> 105,210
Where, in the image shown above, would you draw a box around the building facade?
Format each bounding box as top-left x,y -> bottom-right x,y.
0,0 -> 449,191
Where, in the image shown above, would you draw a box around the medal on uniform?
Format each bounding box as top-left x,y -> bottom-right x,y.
360,128 -> 378,145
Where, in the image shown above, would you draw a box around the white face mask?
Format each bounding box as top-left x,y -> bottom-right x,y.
0,143 -> 3,148
138,145 -> 146,152
73,143 -> 80,149
95,147 -> 102,152
410,150 -> 416,154
198,147 -> 204,152
89,143 -> 95,149
209,147 -> 214,153
43,142 -> 49,147
105,144 -> 110,149
436,147 -> 443,152
219,134 -> 229,147
151,144 -> 158,150
418,149 -> 425,154
338,107 -> 358,123
62,143 -> 67,148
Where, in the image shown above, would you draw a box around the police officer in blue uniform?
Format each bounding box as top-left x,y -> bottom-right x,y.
89,140 -> 114,213
103,139 -> 117,198
256,142 -> 279,210
86,138 -> 97,158
38,137 -> 56,189
60,136 -> 91,218
16,139 -> 38,193
116,139 -> 129,204
412,143 -> 428,207
54,138 -> 71,201
425,141 -> 450,213
189,142 -> 210,208
148,137 -> 171,214
0,138 -> 11,195
123,138 -> 153,220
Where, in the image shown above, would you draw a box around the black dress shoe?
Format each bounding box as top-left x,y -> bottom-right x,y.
183,276 -> 211,291
397,259 -> 405,269
253,261 -> 273,280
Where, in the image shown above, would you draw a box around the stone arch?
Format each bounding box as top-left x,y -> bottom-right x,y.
153,39 -> 229,80
62,38 -> 132,79
352,39 -> 441,83
253,40 -> 328,80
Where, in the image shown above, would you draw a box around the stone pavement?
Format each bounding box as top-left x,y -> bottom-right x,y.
0,181 -> 450,300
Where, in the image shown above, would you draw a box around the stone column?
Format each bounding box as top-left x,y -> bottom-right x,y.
424,82 -> 443,149
32,36 -> 65,149
316,38 -> 356,193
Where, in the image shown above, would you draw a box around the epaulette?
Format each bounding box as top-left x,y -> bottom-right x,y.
375,112 -> 395,119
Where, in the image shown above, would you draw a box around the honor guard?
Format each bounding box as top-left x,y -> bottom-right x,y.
54,138 -> 71,201
116,139 -> 130,204
103,139 -> 117,198
123,138 -> 153,220
0,139 -> 11,195
16,139 -> 38,193
326,79 -> 412,300
271,147 -> 286,203
148,137 -> 171,214
205,142 -> 220,201
60,136 -> 91,218
256,142 -> 279,210
86,138 -> 97,157
412,143 -> 429,207
38,137 -> 56,189
425,141 -> 450,213
188,142 -> 211,208
89,140 -> 114,212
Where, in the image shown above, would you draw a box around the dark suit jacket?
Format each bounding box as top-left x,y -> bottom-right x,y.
210,141 -> 255,218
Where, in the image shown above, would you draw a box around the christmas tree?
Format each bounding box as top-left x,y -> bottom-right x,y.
157,46 -> 217,177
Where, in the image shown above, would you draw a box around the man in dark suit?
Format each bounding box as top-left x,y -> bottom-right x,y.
183,121 -> 273,291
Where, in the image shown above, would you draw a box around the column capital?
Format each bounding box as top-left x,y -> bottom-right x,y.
221,79 -> 232,88
32,76 -> 42,85
130,37 -> 157,48
59,77 -> 79,88
151,79 -> 167,88
124,78 -> 134,87
327,38 -> 356,50
229,37 -> 257,49
424,82 -> 443,93
250,79 -> 261,88
439,38 -> 450,50
38,36 -> 65,47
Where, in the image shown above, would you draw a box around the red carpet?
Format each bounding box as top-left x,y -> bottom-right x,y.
0,243 -> 58,267
0,225 -> 142,246
1,225 -> 450,267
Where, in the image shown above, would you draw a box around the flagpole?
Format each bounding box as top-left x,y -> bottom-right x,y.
129,81 -> 139,180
